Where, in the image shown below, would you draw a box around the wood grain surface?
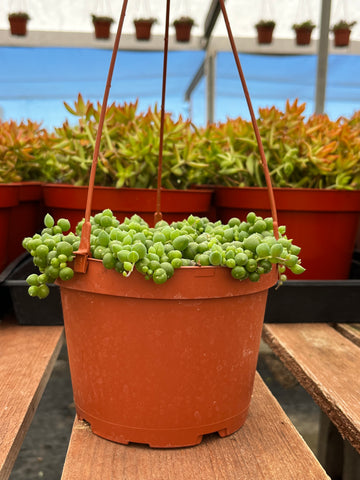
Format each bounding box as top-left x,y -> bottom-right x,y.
262,323 -> 360,454
0,318 -> 64,480
61,373 -> 329,480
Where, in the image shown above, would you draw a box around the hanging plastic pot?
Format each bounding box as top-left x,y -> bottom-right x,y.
59,261 -> 277,447
332,21 -> 356,48
333,28 -> 351,47
173,17 -> 194,42
134,18 -> 157,40
53,0 -> 283,448
294,27 -> 313,45
8,12 -> 30,36
91,15 -> 114,39
292,20 -> 315,46
255,21 -> 275,44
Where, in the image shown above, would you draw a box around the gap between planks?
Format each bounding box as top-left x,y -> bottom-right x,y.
262,322 -> 360,455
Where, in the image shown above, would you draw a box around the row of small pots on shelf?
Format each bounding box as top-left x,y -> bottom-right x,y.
92,15 -> 195,42
256,19 -> 357,46
6,11 -> 195,42
1,180 -> 360,281
8,12 -> 357,46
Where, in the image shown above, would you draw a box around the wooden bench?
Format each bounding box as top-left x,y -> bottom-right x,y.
0,316 -> 64,480
60,377 -> 330,479
262,322 -> 360,480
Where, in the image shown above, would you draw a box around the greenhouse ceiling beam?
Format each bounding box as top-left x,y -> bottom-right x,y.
184,61 -> 205,102
315,0 -> 331,114
203,0 -> 223,48
184,0 -> 225,107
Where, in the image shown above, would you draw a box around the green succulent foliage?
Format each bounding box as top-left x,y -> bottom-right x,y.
188,99 -> 360,190
0,119 -> 56,183
255,20 -> 276,28
23,210 -> 305,299
292,20 -> 316,30
45,94 -> 208,189
2,97 -> 359,191
332,20 -> 356,31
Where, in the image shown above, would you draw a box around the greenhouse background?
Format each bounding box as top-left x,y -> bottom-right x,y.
0,0 -> 360,129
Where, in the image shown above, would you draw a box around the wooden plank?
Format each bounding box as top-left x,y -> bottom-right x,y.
262,323 -> 360,454
0,317 -> 64,480
334,323 -> 360,347
61,373 -> 329,480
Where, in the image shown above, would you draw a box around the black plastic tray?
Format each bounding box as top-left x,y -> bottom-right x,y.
0,253 -> 63,325
265,278 -> 360,323
1,252 -> 359,326
265,250 -> 360,323
350,250 -> 360,279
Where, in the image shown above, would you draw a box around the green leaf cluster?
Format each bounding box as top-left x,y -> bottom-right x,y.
1,97 -> 360,190
0,119 -> 56,183
45,94 -> 207,189
191,99 -> 360,190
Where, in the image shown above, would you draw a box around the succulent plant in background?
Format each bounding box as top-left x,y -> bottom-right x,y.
1,97 -> 359,192
91,14 -> 114,39
292,20 -> 316,31
255,19 -> 276,29
254,20 -> 276,44
133,17 -> 158,40
0,119 -> 56,183
331,20 -> 357,47
47,94 -> 207,189
331,20 -> 357,31
91,14 -> 114,23
188,99 -> 360,190
8,11 -> 30,20
173,16 -> 195,42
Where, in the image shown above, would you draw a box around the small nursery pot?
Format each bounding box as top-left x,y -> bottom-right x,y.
256,25 -> 274,44
174,20 -> 193,42
333,29 -> 351,47
294,27 -> 313,45
42,184 -> 214,230
93,20 -> 112,39
7,182 -> 44,264
9,16 -> 28,36
134,19 -> 155,40
0,184 -> 19,272
58,261 -> 277,447
215,187 -> 360,280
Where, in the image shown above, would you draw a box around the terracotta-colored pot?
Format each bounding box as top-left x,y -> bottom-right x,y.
58,260 -> 277,447
256,26 -> 274,44
174,21 -> 193,42
9,17 -> 28,36
214,187 -> 360,280
294,28 -> 313,45
7,182 -> 44,264
42,184 -> 214,230
93,20 -> 112,39
0,184 -> 19,272
134,20 -> 155,40
333,28 -> 351,47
